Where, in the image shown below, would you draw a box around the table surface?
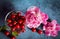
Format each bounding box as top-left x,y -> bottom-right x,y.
0,0 -> 60,39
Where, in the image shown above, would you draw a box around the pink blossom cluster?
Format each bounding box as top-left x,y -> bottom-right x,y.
43,20 -> 60,37
25,6 -> 60,37
25,6 -> 48,28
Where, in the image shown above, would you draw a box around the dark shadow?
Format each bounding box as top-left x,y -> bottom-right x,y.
0,1 -> 14,25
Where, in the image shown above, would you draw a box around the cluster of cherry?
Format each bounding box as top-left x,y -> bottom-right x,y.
0,11 -> 26,39
7,12 -> 26,33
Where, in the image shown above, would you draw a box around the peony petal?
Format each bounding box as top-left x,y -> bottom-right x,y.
27,6 -> 40,13
45,31 -> 51,36
43,26 -> 46,30
51,20 -> 57,25
56,24 -> 60,31
41,12 -> 48,24
43,20 -> 47,25
25,6 -> 48,28
41,13 -> 48,20
51,31 -> 58,37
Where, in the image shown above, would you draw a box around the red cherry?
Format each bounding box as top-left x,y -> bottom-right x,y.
23,20 -> 26,25
10,13 -> 16,19
13,21 -> 17,25
15,24 -> 20,29
11,27 -> 16,31
21,16 -> 26,24
17,12 -> 21,17
4,31 -> 10,36
8,23 -> 13,27
21,25 -> 25,29
37,30 -> 43,34
21,29 -> 25,32
31,28 -> 36,32
15,16 -> 19,20
18,19 -> 23,24
10,36 -> 16,39
20,16 -> 25,19
7,19 -> 12,23
22,18 -> 26,24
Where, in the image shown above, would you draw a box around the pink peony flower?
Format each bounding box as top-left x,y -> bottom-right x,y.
25,6 -> 48,28
43,20 -> 60,37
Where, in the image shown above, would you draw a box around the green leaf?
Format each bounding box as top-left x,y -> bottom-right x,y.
12,31 -> 18,36
0,25 -> 8,32
2,25 -> 7,30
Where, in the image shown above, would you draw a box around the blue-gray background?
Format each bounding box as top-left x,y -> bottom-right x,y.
0,0 -> 60,39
